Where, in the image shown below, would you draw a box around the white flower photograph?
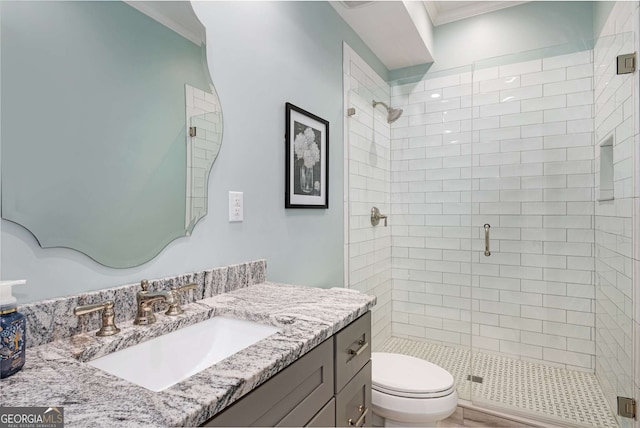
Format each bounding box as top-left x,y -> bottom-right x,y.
285,103 -> 329,208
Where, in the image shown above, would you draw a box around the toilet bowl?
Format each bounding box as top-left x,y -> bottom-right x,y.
371,352 -> 458,427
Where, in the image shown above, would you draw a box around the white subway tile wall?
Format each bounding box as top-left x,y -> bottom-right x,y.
390,48 -> 598,371
343,45 -> 392,350
593,3 -> 639,428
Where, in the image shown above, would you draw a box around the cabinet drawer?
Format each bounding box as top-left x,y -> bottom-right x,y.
204,339 -> 334,427
305,397 -> 335,427
335,361 -> 372,428
334,311 -> 371,393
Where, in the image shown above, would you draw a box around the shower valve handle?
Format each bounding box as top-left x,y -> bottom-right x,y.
371,207 -> 387,227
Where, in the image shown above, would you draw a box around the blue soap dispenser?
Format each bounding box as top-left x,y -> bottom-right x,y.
0,280 -> 27,378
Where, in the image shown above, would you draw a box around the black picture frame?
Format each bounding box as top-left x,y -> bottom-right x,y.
285,103 -> 329,208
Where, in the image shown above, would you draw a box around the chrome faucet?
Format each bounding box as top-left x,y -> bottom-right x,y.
134,280 -> 196,325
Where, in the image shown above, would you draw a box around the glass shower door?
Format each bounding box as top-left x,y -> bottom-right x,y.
468,40 -> 615,426
469,31 -> 637,427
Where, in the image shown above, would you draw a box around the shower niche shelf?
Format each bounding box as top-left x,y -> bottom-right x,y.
598,135 -> 614,202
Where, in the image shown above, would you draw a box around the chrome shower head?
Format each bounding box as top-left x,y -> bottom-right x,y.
372,100 -> 404,124
387,106 -> 403,123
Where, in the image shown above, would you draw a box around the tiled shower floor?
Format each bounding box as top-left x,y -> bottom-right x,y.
380,337 -> 618,428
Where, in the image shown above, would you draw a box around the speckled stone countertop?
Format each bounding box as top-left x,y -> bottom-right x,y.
0,282 -> 376,427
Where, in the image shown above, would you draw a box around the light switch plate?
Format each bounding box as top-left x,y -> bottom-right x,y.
228,191 -> 243,222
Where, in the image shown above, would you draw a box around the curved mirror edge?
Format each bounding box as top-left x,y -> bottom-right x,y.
1,217 -> 184,269
0,0 -> 223,269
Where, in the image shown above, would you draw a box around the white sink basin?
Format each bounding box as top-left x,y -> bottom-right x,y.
88,316 -> 281,392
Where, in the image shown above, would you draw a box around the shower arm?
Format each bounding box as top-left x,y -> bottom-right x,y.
372,100 -> 403,124
372,101 -> 390,110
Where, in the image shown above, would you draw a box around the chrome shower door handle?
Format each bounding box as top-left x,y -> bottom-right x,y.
484,224 -> 491,256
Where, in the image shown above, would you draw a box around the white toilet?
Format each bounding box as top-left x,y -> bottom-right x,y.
371,352 -> 458,427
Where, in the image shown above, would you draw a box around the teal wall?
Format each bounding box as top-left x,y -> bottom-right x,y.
593,1 -> 615,39
433,1 -> 594,71
390,1 -> 595,83
0,1 -> 388,303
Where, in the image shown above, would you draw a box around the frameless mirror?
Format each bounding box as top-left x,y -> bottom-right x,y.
1,1 -> 223,268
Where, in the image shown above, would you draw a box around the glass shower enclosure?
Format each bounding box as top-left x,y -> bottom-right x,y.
344,26 -> 637,426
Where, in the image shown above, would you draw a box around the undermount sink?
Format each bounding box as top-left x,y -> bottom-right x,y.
87,316 -> 281,392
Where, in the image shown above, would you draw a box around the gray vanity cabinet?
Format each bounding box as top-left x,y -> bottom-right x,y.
333,311 -> 372,427
203,311 -> 371,427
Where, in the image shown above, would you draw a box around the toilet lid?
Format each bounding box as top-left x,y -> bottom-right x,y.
371,352 -> 455,398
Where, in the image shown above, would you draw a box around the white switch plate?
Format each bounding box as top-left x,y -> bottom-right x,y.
228,191 -> 243,222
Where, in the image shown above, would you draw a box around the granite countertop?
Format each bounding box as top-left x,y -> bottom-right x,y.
0,282 -> 376,427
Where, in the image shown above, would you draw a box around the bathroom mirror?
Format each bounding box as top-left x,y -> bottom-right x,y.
1,1 -> 222,268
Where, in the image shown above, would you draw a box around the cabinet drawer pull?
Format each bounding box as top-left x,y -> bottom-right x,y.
347,339 -> 368,358
348,406 -> 369,427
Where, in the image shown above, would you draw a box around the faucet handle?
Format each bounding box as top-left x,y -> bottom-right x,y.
74,300 -> 121,337
165,283 -> 197,316
140,279 -> 149,291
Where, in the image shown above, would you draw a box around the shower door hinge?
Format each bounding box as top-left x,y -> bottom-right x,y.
617,53 -> 636,74
617,396 -> 636,419
189,126 -> 197,137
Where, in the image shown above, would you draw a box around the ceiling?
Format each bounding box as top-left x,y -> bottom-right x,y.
330,1 -> 434,70
331,1 -> 528,71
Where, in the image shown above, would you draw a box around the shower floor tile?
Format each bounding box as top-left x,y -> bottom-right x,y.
380,337 -> 618,428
